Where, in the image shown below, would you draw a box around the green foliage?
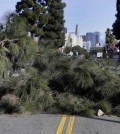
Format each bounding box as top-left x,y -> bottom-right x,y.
89,47 -> 103,56
113,105 -> 120,116
52,93 -> 96,115
64,46 -> 89,58
16,0 -> 47,36
105,28 -> 115,45
0,57 -> 10,78
103,28 -> 116,58
112,0 -> 120,40
19,93 -> 54,113
14,68 -> 49,100
98,100 -> 112,114
64,46 -> 72,54
5,13 -> 28,38
98,58 -> 118,67
72,61 -> 94,89
4,67 -> 54,113
80,109 -> 96,117
18,37 -> 37,65
72,45 -> 89,58
16,0 -> 66,48
43,0 -> 66,48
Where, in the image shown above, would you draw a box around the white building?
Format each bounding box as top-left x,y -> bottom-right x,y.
83,41 -> 91,52
64,25 -> 83,48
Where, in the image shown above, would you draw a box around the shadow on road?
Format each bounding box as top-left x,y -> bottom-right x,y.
79,116 -> 120,124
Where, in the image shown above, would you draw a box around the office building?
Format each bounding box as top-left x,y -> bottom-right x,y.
83,41 -> 91,51
75,24 -> 80,35
63,27 -> 67,33
86,32 -> 100,47
64,25 -> 83,48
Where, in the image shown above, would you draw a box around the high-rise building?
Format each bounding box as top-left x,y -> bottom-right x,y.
75,24 -> 79,35
64,25 -> 83,48
83,41 -> 91,51
94,32 -> 100,44
82,35 -> 87,42
86,32 -> 100,47
64,27 -> 67,33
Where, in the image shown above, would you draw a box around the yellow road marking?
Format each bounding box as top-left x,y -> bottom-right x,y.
66,116 -> 75,134
56,115 -> 67,134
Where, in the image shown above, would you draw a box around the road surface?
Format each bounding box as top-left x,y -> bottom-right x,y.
0,114 -> 120,134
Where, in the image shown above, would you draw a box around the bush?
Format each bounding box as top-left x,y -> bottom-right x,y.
64,47 -> 72,54
0,94 -> 19,114
72,45 -> 89,58
55,93 -> 96,115
80,109 -> 96,117
98,100 -> 112,114
19,93 -> 54,113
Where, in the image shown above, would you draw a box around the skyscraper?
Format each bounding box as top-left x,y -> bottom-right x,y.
86,32 -> 100,47
63,27 -> 67,33
95,32 -> 100,44
75,24 -> 79,35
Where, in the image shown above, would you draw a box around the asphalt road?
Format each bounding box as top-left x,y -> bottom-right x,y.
0,114 -> 120,134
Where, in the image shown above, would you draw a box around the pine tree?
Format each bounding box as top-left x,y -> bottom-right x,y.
105,28 -> 115,45
5,13 -> 28,39
43,0 -> 66,48
112,0 -> 120,40
16,0 -> 49,36
16,0 -> 66,48
112,0 -> 120,61
104,28 -> 116,58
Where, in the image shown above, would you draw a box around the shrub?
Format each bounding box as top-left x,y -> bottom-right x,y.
98,100 -> 112,114
56,93 -> 96,115
64,46 -> 72,54
72,45 -> 89,58
0,94 -> 19,114
80,109 -> 96,117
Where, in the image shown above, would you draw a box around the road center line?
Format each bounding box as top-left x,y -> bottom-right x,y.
56,115 -> 67,134
66,116 -> 75,134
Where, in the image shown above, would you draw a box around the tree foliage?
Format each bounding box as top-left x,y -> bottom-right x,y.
112,0 -> 120,40
103,28 -> 116,58
16,0 -> 48,36
105,28 -> 115,45
112,0 -> 120,61
5,13 -> 28,39
16,0 -> 66,48
43,0 -> 66,48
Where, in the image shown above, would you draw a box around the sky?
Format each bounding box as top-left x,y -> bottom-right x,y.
0,0 -> 117,40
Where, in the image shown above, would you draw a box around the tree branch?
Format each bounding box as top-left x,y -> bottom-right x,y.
0,39 -> 19,47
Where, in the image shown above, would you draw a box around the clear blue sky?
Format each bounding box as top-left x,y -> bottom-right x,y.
0,0 -> 117,39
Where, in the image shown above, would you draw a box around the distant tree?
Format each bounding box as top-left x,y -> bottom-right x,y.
72,46 -> 89,58
105,28 -> 115,45
64,46 -> 72,54
89,48 -> 103,56
104,28 -> 116,58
